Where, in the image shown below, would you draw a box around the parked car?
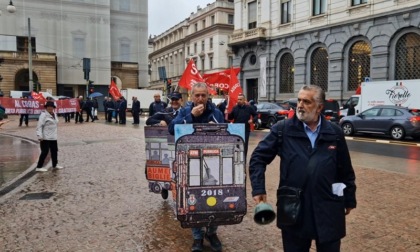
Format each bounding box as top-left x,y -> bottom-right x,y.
256,102 -> 288,128
322,99 -> 340,124
339,105 -> 420,140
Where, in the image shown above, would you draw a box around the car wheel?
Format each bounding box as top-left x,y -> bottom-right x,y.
161,189 -> 169,200
152,183 -> 161,193
341,122 -> 354,136
254,121 -> 261,130
390,126 -> 405,140
267,117 -> 277,128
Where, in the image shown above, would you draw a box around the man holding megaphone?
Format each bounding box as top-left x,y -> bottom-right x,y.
249,85 -> 357,252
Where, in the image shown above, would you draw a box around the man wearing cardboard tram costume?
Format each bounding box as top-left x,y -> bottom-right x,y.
249,85 -> 357,252
169,82 -> 224,252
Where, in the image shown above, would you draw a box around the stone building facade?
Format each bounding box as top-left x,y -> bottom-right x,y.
229,0 -> 420,103
0,0 -> 148,98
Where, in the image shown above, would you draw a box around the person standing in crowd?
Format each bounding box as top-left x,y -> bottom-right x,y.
0,104 -> 9,129
132,96 -> 141,125
248,99 -> 257,113
216,93 -> 229,122
114,98 -> 121,123
118,96 -> 127,124
249,85 -> 357,252
146,92 -> 183,126
19,96 -> 29,127
75,96 -> 84,124
169,83 -> 224,252
35,101 -> 64,172
105,97 -> 115,123
149,93 -> 167,116
84,97 -> 95,122
227,93 -> 258,159
103,96 -> 108,121
93,97 -> 99,120
63,97 -> 71,123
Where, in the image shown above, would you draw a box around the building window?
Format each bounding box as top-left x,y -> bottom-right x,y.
279,53 -> 294,93
16,36 -> 36,53
120,43 -> 130,62
228,56 -> 233,67
202,19 -> 206,29
228,14 -> 234,25
310,47 -> 329,91
194,23 -> 198,32
73,37 -> 85,59
281,0 -> 291,24
348,41 -> 371,91
248,1 -> 257,29
201,58 -> 205,72
187,46 -> 190,55
194,43 -> 197,53
395,32 -> 420,80
202,40 -> 205,51
313,0 -> 326,16
352,0 -> 367,6
211,15 -> 215,25
210,38 -> 213,49
209,56 -> 213,69
119,0 -> 130,11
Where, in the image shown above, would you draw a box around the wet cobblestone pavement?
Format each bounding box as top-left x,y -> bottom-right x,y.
0,115 -> 419,251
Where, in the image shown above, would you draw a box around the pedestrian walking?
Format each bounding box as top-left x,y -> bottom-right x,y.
169,83 -> 224,252
249,85 -> 357,252
118,96 -> 127,124
75,96 -> 84,124
103,96 -> 108,121
84,97 -> 95,122
227,93 -> 258,159
105,97 -> 115,123
93,97 -> 99,120
35,101 -> 64,172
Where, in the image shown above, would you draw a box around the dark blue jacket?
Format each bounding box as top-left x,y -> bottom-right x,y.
146,107 -> 180,126
169,101 -> 224,135
228,104 -> 258,132
249,116 -> 356,243
149,101 -> 167,116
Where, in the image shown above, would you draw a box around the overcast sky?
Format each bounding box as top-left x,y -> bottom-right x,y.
148,0 -> 213,36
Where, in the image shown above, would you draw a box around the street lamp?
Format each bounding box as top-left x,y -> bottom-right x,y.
6,0 -> 16,13
0,0 -> 15,15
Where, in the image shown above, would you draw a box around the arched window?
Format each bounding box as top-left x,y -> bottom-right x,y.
348,41 -> 371,91
395,32 -> 420,80
310,47 -> 328,91
279,53 -> 294,93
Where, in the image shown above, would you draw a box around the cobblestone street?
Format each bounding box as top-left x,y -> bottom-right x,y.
0,115 -> 419,251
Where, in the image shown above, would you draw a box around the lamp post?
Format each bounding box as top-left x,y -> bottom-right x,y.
28,17 -> 33,92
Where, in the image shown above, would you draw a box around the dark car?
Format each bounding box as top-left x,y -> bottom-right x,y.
256,102 -> 288,128
322,99 -> 340,124
339,105 -> 420,140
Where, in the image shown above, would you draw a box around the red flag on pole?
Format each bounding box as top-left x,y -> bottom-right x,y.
226,67 -> 243,114
31,91 -> 46,103
178,59 -> 204,91
109,79 -> 122,100
203,67 -> 241,92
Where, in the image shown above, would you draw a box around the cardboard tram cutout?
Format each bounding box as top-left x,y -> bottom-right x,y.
144,126 -> 174,199
174,123 -> 247,228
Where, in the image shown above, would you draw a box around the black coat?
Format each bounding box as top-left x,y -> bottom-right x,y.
227,104 -> 258,132
132,100 -> 140,113
249,116 -> 356,243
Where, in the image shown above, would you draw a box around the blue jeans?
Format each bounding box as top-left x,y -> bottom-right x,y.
192,226 -> 218,240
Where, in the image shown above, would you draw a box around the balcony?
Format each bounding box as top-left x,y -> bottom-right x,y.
229,27 -> 267,46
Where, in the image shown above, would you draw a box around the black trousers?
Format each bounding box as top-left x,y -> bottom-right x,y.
64,113 -> 71,122
132,111 -> 139,124
75,111 -> 84,123
37,140 -> 58,168
19,114 -> 29,126
84,109 -> 94,122
107,111 -> 114,122
281,231 -> 341,252
119,111 -> 126,124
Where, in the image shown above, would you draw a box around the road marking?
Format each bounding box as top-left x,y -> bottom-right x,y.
376,140 -> 390,144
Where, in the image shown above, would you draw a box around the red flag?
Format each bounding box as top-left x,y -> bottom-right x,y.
227,67 -> 243,113
109,79 -> 122,100
178,59 -> 204,90
203,67 -> 240,92
31,91 -> 46,103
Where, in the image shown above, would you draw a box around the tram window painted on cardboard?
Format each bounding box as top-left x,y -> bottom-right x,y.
174,123 -> 247,228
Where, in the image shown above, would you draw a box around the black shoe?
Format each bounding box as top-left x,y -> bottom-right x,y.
205,233 -> 222,252
191,239 -> 203,252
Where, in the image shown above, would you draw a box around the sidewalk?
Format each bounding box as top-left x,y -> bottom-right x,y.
0,115 -> 419,251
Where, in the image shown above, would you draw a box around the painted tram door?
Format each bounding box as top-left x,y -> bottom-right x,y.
144,126 -> 174,199
174,123 -> 247,228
